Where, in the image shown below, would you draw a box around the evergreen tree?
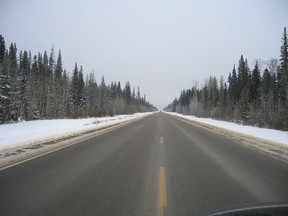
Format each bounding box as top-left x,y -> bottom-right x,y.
77,66 -> 86,116
278,27 -> 288,129
99,75 -> 106,116
250,62 -> 262,124
238,55 -> 247,92
42,51 -> 50,118
219,76 -> 227,119
49,46 -> 55,72
0,36 -> 11,123
165,27 -> 288,130
85,73 -> 98,117
18,50 -> 30,120
228,65 -> 238,104
280,27 -> 288,78
53,50 -> 64,117
46,47 -> 55,118
251,62 -> 261,101
28,55 -> 41,119
261,68 -> 271,126
69,63 -> 79,117
8,43 -> 19,121
202,83 -> 209,116
116,81 -> 122,98
54,50 -> 62,81
137,86 -> 141,110
0,35 -> 5,63
208,76 -> 219,116
0,36 -> 156,122
240,86 -> 251,124
270,72 -> 278,127
124,81 -> 132,108
62,69 -> 69,117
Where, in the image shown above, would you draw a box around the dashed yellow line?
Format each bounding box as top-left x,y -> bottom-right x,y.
157,166 -> 167,216
160,136 -> 164,144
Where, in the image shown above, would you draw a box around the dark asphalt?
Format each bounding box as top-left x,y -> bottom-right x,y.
0,112 -> 288,216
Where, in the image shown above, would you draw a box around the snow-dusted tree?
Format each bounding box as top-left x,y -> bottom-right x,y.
68,63 -> 79,118
18,50 -> 30,120
228,65 -> 239,105
278,27 -> 288,129
250,62 -> 262,125
62,69 -> 69,117
27,55 -> 40,119
40,51 -> 52,118
0,35 -> 11,123
218,76 -> 227,119
98,76 -> 107,116
0,35 -> 5,62
124,81 -> 132,113
85,73 -> 98,117
53,50 -> 64,118
136,86 -> 141,111
0,36 -> 156,122
77,66 -> 86,117
8,43 -> 19,121
261,68 -> 272,126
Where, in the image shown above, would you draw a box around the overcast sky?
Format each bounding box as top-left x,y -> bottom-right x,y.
0,0 -> 287,109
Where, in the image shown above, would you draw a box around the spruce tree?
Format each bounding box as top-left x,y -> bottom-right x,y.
0,37 -> 11,123
240,86 -> 251,124
278,27 -> 288,129
8,43 -> 19,121
137,86 -> 141,111
124,81 -> 131,105
42,51 -> 50,117
28,55 -> 40,119
69,63 -> 79,117
54,50 -> 64,118
280,27 -> 288,78
0,35 -> 5,64
251,62 -> 261,105
99,76 -> 106,116
261,68 -> 271,125
116,81 -> 122,98
18,50 -> 30,120
238,55 -> 246,92
78,66 -> 86,116
229,65 -> 238,103
54,50 -> 62,81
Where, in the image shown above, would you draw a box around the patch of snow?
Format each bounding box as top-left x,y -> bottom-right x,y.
0,112 -> 153,150
165,112 -> 288,146
0,95 -> 8,99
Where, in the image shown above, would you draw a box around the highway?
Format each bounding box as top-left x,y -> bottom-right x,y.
0,112 -> 288,216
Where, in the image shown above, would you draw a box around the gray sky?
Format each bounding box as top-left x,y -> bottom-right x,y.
0,0 -> 287,109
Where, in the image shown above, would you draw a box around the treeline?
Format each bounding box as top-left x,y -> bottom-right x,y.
165,27 -> 288,130
0,36 -> 156,124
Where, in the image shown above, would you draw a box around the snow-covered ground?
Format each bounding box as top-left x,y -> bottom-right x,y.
0,112 -> 153,150
166,112 -> 288,146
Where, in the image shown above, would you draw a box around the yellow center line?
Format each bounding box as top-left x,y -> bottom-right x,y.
160,136 -> 164,144
157,166 -> 167,216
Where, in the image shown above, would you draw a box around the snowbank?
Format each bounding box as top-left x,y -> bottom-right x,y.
166,112 -> 288,146
0,112 -> 153,150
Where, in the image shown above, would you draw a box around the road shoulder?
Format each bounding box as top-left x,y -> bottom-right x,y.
0,114 -> 151,170
166,113 -> 288,163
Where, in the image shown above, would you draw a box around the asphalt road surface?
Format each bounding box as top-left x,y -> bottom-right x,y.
1,112 -> 288,216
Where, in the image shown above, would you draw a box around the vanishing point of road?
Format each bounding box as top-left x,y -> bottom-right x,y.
0,112 -> 288,216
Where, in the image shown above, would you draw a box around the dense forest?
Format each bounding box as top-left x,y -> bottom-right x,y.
165,27 -> 288,130
0,36 -> 156,124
